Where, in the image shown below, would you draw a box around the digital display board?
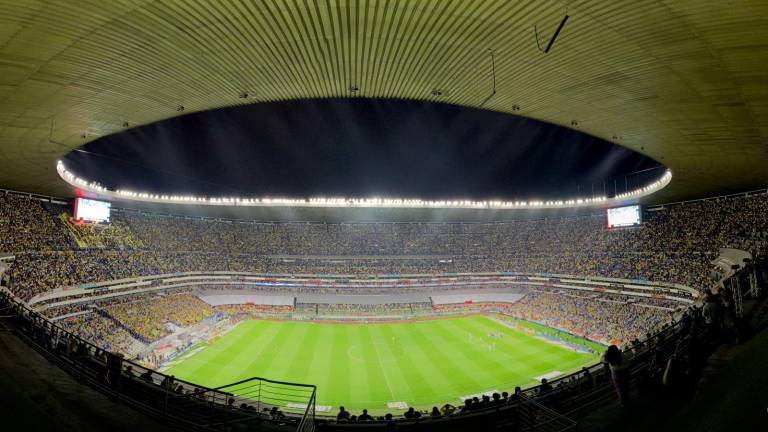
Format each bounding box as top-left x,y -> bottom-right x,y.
606,205 -> 641,228
74,198 -> 111,222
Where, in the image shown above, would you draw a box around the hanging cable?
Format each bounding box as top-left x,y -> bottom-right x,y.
479,49 -> 497,107
535,13 -> 570,54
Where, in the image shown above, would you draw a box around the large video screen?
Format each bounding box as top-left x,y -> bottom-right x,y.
606,205 -> 641,228
75,198 -> 111,223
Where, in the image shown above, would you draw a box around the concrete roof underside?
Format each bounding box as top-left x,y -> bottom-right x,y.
0,0 -> 767,206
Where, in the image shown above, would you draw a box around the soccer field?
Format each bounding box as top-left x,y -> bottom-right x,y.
163,315 -> 600,414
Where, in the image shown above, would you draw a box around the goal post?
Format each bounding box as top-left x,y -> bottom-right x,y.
207,376 -> 317,431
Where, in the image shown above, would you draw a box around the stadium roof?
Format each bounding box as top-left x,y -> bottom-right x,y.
1,0 -> 767,203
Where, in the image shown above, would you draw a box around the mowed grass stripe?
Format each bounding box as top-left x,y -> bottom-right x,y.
220,322 -> 317,405
403,320 -> 484,402
266,322 -> 315,381
195,321 -> 293,385
402,320 -> 480,405
455,316 -> 556,374
433,318 -> 528,387
436,318 -> 530,390
304,324 -> 336,406
466,317 -> 577,364
262,323 -> 324,407
228,322 -> 307,405
165,316 -> 601,413
172,321 -> 281,383
463,317 -> 582,382
345,326 -> 375,407
354,325 -> 396,406
467,317 -> 596,386
231,322 -> 299,385
370,324 -> 413,402
380,322 -> 437,403
324,323 -> 353,407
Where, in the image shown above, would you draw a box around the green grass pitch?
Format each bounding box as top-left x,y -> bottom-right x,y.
163,315 -> 600,414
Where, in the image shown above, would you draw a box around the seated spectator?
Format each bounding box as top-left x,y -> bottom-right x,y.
538,378 -> 553,396
337,406 -> 350,421
441,403 -> 456,415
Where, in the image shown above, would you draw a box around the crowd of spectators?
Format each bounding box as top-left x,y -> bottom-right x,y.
295,302 -> 433,316
6,250 -> 257,300
504,290 -> 672,346
2,192 -> 767,321
3,192 -> 766,304
0,250 -> 711,302
215,303 -> 293,315
0,193 -> 71,252
103,293 -> 215,342
66,217 -> 145,249
433,302 -> 518,315
59,312 -> 145,354
4,182 -> 758,431
429,290 -> 675,346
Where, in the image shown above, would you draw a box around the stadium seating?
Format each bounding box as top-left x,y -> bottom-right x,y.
3,192 -> 766,304
1,190 -> 764,427
103,293 -> 215,342
2,190 -> 755,350
59,312 -> 147,357
0,193 -> 72,252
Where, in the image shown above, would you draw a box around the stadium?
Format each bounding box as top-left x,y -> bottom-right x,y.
0,2 -> 767,432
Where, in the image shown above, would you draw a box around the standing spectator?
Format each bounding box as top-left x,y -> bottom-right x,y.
106,351 -> 123,390
604,345 -> 630,407
702,292 -> 722,339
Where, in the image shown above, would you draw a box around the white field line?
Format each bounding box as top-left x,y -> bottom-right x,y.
369,337 -> 397,401
535,371 -> 563,381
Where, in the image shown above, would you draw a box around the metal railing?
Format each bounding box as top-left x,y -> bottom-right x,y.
0,290 -> 315,431
517,394 -> 577,432
517,310 -> 697,420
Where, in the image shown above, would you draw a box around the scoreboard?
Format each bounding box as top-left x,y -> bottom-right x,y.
74,198 -> 111,223
606,205 -> 641,228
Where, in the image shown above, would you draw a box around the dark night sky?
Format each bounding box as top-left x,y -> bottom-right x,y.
65,98 -> 662,200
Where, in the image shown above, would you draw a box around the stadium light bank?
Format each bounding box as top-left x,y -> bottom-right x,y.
57,161 -> 672,210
